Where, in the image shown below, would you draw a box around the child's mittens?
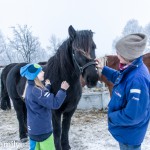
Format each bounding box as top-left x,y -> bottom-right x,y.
45,79 -> 51,85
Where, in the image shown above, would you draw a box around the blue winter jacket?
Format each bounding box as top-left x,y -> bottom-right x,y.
102,56 -> 150,145
25,80 -> 66,137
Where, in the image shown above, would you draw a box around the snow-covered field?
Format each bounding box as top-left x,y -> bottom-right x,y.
0,108 -> 150,150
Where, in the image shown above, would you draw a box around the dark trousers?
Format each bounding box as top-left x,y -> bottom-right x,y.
119,143 -> 141,150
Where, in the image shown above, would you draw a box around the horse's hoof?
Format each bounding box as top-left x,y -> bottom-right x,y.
0,102 -> 7,110
0,100 -> 11,110
62,145 -> 71,150
20,138 -> 28,143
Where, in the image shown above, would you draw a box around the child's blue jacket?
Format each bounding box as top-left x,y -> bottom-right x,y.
25,80 -> 66,136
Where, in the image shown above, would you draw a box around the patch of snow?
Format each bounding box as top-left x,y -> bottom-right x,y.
0,109 -> 150,150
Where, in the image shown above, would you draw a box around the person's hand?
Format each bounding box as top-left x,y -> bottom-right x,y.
61,81 -> 70,90
45,79 -> 51,85
94,58 -> 104,70
95,58 -> 104,78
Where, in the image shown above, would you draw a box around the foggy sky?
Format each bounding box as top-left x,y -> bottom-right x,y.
0,0 -> 150,56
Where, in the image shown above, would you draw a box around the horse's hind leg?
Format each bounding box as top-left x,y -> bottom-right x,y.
0,79 -> 11,110
61,109 -> 76,150
0,93 -> 11,110
12,98 -> 28,142
52,111 -> 62,150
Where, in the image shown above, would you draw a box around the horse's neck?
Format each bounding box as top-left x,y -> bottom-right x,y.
46,51 -> 80,82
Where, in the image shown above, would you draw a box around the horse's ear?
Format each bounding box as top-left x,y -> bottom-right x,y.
68,25 -> 76,40
90,30 -> 94,37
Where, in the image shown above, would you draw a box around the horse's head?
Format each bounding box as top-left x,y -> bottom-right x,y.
68,25 -> 99,88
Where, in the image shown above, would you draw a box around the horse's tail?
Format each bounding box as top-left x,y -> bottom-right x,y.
0,63 -> 18,110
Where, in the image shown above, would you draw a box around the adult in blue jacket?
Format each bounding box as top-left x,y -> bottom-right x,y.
96,33 -> 150,150
20,63 -> 69,150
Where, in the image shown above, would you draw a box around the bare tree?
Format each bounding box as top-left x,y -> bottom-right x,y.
143,23 -> 150,53
0,31 -> 6,54
47,34 -> 62,56
112,19 -> 144,51
112,36 -> 122,53
122,19 -> 143,36
0,31 -> 14,65
33,48 -> 49,63
9,24 -> 41,63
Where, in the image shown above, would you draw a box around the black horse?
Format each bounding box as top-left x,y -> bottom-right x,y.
1,25 -> 99,150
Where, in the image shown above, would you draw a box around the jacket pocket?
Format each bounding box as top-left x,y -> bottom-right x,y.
109,88 -> 125,112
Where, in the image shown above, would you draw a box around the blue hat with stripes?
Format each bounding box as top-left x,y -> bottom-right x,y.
20,63 -> 42,80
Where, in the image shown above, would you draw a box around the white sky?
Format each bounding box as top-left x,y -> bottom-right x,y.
0,0 -> 150,57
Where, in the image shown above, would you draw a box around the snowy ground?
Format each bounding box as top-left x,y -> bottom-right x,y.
0,108 -> 150,150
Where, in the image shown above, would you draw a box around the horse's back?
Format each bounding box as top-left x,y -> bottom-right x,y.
1,63 -> 18,87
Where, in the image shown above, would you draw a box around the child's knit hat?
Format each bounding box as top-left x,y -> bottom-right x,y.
20,63 -> 42,80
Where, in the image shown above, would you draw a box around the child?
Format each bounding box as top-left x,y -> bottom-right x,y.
20,63 -> 69,150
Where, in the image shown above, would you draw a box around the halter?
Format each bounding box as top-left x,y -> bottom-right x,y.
72,53 -> 96,74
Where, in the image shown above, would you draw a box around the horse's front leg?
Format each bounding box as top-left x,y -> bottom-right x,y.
52,110 -> 62,150
61,109 -> 76,150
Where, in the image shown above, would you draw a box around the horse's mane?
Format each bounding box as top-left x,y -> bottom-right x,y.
45,39 -> 73,81
72,30 -> 95,54
45,30 -> 94,81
